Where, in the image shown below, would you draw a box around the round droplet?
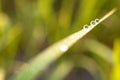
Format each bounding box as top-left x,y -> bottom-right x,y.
83,24 -> 89,29
90,21 -> 95,25
95,18 -> 99,23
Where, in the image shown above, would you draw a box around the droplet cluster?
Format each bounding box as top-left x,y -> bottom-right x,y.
83,18 -> 99,30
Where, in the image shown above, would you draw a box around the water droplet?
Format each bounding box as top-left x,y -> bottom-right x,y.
95,18 -> 99,22
59,45 -> 68,52
90,21 -> 95,25
83,24 -> 89,29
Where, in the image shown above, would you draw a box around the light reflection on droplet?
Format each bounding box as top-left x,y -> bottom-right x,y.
59,45 -> 68,52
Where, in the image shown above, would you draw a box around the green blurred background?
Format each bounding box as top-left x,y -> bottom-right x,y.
0,0 -> 120,80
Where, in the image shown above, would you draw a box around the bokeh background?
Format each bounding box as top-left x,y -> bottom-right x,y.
0,0 -> 120,80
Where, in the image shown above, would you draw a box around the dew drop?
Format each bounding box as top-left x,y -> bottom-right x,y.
59,45 -> 68,52
83,24 -> 89,29
90,21 -> 95,25
95,18 -> 99,23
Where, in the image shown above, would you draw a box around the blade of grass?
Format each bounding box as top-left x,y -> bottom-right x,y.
77,55 -> 102,80
111,38 -> 120,80
47,60 -> 74,80
0,0 -> 2,13
72,0 -> 106,32
74,0 -> 98,27
0,26 -> 22,52
58,0 -> 75,28
0,68 -> 5,80
12,8 -> 117,80
84,39 -> 113,80
0,25 -> 22,79
84,39 -> 113,64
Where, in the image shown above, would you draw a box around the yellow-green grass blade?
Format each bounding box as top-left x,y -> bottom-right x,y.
84,39 -> 113,80
0,0 -> 2,13
77,55 -> 103,80
12,8 -> 116,80
111,39 -> 120,80
84,39 -> 113,64
47,60 -> 74,80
